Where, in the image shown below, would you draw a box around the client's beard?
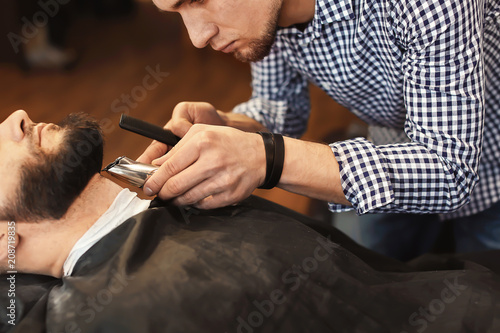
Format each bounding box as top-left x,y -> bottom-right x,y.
7,113 -> 104,222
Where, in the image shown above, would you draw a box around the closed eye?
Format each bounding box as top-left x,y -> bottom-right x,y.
171,0 -> 204,10
189,0 -> 205,5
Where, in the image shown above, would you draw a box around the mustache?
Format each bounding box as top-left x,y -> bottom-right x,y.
24,123 -> 34,139
24,122 -> 61,155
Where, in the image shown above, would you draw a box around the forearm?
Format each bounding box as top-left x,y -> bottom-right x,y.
218,111 -> 266,132
217,115 -> 350,205
278,137 -> 351,206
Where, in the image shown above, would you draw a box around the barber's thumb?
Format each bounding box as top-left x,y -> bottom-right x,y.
170,118 -> 193,138
143,176 -> 159,197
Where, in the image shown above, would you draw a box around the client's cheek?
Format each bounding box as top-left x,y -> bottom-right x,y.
40,129 -> 66,153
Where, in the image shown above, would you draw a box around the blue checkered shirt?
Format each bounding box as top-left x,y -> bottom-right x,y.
234,0 -> 500,218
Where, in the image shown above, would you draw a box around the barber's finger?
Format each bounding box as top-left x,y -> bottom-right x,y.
156,164 -> 216,201
194,196 -> 220,210
171,177 -> 224,206
188,176 -> 253,209
142,142 -> 200,197
143,125 -> 206,196
152,154 -> 168,166
150,126 -> 197,165
137,140 -> 168,164
151,143 -> 180,166
193,191 -> 237,210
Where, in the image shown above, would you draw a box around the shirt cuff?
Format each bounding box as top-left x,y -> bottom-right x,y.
329,138 -> 394,214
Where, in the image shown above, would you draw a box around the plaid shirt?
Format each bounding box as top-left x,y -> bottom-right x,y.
233,0 -> 500,218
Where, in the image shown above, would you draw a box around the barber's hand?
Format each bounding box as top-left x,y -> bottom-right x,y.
169,101 -> 226,135
137,102 -> 226,164
142,124 -> 266,209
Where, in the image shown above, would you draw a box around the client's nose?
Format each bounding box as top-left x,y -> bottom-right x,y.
0,110 -> 34,142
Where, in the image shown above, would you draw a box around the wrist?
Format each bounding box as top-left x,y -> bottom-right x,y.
252,133 -> 267,188
216,110 -> 230,126
256,132 -> 285,189
279,138 -> 351,206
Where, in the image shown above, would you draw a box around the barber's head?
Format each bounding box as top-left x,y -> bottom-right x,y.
152,0 -> 281,62
0,110 -> 103,222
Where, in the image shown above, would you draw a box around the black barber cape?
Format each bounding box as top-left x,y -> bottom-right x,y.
1,196 -> 500,333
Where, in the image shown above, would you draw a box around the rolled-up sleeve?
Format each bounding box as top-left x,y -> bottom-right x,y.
329,0 -> 485,214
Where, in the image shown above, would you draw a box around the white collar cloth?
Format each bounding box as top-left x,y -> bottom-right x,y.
63,188 -> 151,276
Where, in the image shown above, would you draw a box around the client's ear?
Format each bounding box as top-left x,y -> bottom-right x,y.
0,221 -> 19,262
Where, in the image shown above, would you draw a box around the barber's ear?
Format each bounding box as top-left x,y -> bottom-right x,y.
0,221 -> 19,262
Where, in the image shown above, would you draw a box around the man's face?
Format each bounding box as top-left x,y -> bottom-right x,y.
0,111 -> 103,222
153,0 -> 282,62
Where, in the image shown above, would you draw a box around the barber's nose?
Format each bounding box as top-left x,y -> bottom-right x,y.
0,110 -> 34,142
182,14 -> 218,48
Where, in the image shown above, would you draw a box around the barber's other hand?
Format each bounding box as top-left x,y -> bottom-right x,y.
169,101 -> 226,136
143,124 -> 266,209
137,102 -> 226,164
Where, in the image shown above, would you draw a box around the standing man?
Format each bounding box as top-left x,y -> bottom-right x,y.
138,0 -> 500,258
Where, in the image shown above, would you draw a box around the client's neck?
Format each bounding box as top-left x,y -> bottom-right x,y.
47,175 -> 123,277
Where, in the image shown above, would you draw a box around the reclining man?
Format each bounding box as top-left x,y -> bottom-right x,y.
1,110 -> 499,333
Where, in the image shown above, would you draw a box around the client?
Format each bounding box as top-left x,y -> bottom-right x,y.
0,110 -> 499,333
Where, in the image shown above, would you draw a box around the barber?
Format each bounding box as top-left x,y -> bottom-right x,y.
138,0 -> 500,257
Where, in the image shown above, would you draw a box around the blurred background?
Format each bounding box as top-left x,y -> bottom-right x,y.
0,0 -> 366,220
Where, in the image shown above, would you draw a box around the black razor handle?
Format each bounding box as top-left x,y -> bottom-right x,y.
119,114 -> 181,146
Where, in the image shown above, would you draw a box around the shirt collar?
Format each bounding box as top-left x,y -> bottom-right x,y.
315,0 -> 355,24
278,0 -> 355,45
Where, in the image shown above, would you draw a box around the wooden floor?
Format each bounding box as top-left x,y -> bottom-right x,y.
0,1 -> 362,217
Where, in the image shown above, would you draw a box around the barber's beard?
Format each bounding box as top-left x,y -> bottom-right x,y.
233,5 -> 280,63
7,113 -> 104,222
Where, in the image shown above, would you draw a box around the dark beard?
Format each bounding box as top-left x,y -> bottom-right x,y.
233,7 -> 280,62
5,113 -> 104,222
